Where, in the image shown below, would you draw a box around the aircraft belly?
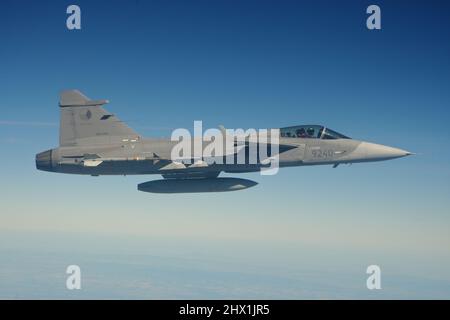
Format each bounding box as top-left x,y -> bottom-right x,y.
57,159 -> 160,175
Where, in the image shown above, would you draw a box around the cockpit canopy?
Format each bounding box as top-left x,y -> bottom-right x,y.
280,125 -> 350,140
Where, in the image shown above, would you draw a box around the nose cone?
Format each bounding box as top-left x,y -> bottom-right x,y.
355,142 -> 412,161
36,149 -> 53,171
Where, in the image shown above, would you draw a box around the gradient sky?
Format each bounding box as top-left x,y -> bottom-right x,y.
1,0 -> 450,299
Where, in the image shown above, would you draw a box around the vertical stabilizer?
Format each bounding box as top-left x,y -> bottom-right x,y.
59,90 -> 140,146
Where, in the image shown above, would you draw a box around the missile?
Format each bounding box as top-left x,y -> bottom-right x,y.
137,177 -> 258,194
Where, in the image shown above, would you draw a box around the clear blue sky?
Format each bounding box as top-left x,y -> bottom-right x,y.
0,0 -> 449,299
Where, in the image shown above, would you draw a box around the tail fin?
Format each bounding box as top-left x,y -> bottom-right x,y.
59,90 -> 140,146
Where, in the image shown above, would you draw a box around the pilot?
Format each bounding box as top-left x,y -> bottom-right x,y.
296,128 -> 307,138
306,127 -> 315,138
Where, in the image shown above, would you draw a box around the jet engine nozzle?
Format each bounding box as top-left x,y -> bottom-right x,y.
36,149 -> 53,172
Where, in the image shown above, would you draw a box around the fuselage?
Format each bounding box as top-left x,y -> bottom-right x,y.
36,135 -> 411,176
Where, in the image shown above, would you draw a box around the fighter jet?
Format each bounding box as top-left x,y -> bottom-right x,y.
36,90 -> 413,193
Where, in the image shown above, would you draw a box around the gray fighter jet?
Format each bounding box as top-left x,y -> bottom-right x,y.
36,90 -> 412,193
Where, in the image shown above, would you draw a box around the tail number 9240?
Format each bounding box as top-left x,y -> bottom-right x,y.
311,149 -> 334,159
